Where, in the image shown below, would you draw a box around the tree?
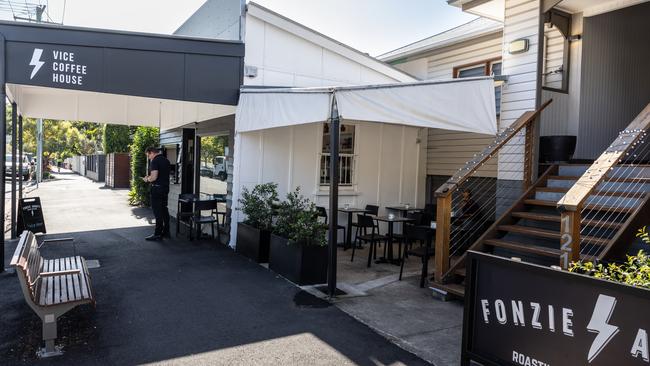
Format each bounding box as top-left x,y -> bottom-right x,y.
199,135 -> 227,167
128,126 -> 159,206
103,124 -> 131,154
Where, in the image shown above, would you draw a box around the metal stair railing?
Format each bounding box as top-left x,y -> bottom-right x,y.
557,102 -> 650,268
433,100 -> 553,283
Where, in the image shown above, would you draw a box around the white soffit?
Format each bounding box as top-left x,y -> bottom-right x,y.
448,0 -> 505,21
556,0 -> 650,16
7,83 -> 236,130
236,77 -> 497,135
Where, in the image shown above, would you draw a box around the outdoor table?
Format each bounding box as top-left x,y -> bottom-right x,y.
385,205 -> 424,217
373,215 -> 415,265
178,194 -> 219,239
337,207 -> 371,250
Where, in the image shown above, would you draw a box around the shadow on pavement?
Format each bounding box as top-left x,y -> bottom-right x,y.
1,225 -> 428,366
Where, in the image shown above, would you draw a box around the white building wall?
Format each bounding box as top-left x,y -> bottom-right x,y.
230,6 -> 422,246
236,122 -> 427,241
174,0 -> 243,41
498,0 -> 541,181
243,16 -> 402,87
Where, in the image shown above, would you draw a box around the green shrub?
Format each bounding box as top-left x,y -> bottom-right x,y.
274,187 -> 327,246
103,124 -> 131,154
239,183 -> 278,231
569,226 -> 650,288
128,127 -> 159,206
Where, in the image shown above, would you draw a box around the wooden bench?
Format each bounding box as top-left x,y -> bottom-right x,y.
10,231 -> 95,358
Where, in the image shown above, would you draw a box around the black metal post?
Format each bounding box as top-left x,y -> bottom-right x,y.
0,34 -> 5,271
18,115 -> 23,200
11,102 -> 16,239
327,97 -> 340,298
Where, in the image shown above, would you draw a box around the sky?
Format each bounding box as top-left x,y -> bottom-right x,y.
0,0 -> 476,56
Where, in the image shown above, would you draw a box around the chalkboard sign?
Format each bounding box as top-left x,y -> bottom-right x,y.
17,197 -> 47,234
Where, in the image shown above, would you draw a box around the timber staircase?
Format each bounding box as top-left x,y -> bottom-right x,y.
431,102 -> 650,298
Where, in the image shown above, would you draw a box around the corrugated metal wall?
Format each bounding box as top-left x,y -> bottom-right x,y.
576,2 -> 650,159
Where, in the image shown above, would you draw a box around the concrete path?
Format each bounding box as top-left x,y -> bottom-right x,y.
1,173 -> 429,365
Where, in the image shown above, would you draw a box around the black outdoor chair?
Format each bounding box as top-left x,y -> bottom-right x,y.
190,199 -> 220,241
399,223 -> 435,288
213,194 -> 228,226
351,214 -> 387,267
316,206 -> 346,242
176,193 -> 195,237
350,204 -> 380,244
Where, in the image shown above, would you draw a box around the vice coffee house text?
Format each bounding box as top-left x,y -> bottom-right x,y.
51,50 -> 86,85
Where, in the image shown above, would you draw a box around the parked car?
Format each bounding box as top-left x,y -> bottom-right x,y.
213,156 -> 227,181
200,167 -> 214,178
5,154 -> 30,180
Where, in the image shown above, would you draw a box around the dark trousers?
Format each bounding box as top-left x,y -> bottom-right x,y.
150,185 -> 170,235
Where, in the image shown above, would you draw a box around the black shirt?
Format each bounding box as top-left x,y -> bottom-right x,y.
149,154 -> 170,187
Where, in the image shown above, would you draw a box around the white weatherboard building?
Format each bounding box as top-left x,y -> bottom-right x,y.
167,1 -> 441,246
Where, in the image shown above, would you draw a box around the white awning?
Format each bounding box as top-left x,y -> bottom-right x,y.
235,77 -> 497,135
8,84 -> 236,130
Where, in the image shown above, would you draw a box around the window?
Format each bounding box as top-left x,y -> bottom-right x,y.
198,135 -> 229,196
453,58 -> 502,115
320,123 -> 355,186
542,8 -> 571,93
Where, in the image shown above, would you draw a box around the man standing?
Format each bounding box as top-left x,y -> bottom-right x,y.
143,147 -> 171,241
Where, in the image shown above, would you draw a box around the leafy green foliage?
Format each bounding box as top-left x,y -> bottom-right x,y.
274,187 -> 327,246
103,124 -> 131,153
239,183 -> 278,231
569,226 -> 650,288
128,127 -> 159,206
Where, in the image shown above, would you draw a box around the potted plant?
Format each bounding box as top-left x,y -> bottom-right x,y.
269,187 -> 328,285
236,183 -> 278,263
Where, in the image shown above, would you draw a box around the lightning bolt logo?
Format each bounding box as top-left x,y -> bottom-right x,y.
29,48 -> 45,79
587,294 -> 620,363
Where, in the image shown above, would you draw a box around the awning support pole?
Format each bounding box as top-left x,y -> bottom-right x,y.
18,115 -> 23,200
11,101 -> 17,239
0,34 -> 5,272
327,95 -> 340,298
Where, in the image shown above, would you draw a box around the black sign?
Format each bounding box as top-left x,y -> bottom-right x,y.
6,42 -> 102,92
463,251 -> 650,366
1,21 -> 244,105
17,197 -> 46,234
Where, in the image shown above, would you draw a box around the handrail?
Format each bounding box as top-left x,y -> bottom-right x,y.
433,100 -> 553,283
557,103 -> 650,211
556,102 -> 650,268
435,99 -> 553,198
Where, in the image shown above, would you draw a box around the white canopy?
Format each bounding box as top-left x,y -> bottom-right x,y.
7,84 -> 236,130
235,77 -> 497,135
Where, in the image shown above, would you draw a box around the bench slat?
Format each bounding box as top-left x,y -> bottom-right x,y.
54,259 -> 61,304
45,260 -> 53,305
76,256 -> 90,300
65,257 -> 74,302
71,258 -> 82,301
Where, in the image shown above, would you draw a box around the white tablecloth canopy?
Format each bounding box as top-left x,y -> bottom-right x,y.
235,77 -> 497,135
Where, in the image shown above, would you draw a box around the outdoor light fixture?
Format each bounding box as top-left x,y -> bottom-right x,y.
508,38 -> 529,54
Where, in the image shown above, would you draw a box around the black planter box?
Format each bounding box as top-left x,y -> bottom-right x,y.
269,234 -> 328,286
236,223 -> 271,263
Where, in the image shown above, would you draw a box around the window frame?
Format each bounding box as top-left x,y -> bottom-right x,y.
452,57 -> 502,78
318,122 -> 358,189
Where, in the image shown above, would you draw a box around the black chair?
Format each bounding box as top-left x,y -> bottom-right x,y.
213,194 -> 228,226
393,211 -> 424,255
190,199 -> 220,241
351,214 -> 387,267
176,193 -> 195,237
316,206 -> 346,241
350,204 -> 380,242
399,224 -> 435,288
